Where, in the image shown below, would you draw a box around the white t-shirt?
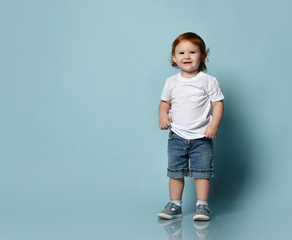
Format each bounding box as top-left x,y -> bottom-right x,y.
161,71 -> 224,139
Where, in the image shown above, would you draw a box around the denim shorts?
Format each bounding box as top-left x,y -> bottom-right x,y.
167,130 -> 214,179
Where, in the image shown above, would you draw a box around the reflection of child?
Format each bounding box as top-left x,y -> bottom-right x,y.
157,32 -> 224,221
157,218 -> 182,240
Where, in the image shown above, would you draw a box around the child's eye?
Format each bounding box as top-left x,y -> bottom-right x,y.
190,51 -> 196,54
179,52 -> 184,55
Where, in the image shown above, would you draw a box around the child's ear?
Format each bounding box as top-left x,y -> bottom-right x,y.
172,55 -> 176,63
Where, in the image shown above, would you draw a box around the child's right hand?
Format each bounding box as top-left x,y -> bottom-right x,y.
159,115 -> 172,130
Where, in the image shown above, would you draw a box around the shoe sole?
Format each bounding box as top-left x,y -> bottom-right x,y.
157,213 -> 182,220
193,214 -> 210,221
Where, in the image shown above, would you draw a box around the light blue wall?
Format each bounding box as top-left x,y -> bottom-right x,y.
1,0 -> 292,239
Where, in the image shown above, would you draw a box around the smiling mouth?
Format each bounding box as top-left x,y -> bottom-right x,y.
183,62 -> 192,64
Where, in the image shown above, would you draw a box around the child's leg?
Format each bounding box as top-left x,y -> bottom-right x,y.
158,177 -> 184,219
169,178 -> 184,200
195,178 -> 210,201
193,178 -> 211,221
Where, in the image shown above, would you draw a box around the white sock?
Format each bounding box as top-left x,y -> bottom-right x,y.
196,200 -> 208,206
171,200 -> 182,207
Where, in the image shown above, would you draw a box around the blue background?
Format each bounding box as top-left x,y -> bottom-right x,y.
1,0 -> 292,239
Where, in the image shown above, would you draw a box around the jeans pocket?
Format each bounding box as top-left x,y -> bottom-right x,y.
168,131 -> 174,141
203,137 -> 213,145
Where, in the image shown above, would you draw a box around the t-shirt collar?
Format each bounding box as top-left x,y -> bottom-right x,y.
177,71 -> 202,82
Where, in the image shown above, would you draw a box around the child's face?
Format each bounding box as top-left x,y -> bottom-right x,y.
172,40 -> 201,78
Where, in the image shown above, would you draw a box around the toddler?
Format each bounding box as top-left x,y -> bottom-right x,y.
158,32 -> 224,221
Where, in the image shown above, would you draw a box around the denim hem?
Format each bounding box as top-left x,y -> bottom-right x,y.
167,168 -> 214,178
189,170 -> 214,178
167,168 -> 189,178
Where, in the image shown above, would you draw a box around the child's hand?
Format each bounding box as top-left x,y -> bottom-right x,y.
159,114 -> 172,130
204,124 -> 218,139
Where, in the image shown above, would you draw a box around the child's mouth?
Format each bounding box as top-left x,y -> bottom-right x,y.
183,62 -> 192,64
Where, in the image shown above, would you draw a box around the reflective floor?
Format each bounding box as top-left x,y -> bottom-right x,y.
1,202 -> 290,240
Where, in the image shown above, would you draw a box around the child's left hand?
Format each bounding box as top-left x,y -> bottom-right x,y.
204,124 -> 218,139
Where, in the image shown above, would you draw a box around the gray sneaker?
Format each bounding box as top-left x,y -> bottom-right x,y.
193,204 -> 210,221
158,202 -> 182,220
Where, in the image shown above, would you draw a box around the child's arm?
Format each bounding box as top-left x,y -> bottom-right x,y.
204,100 -> 224,138
159,100 -> 172,130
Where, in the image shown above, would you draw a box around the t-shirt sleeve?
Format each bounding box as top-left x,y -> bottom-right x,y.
160,79 -> 171,101
207,78 -> 224,102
